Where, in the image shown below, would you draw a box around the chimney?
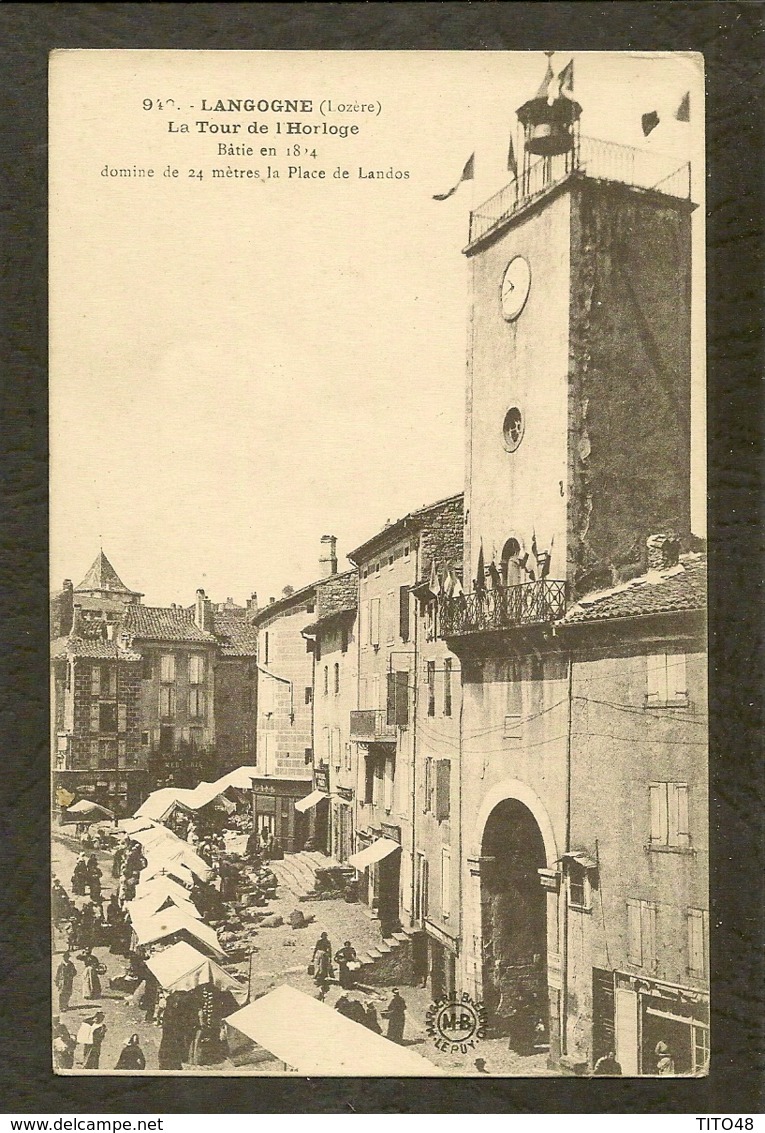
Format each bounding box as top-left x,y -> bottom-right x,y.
269,596 -> 276,606
246,592 -> 259,618
319,534 -> 338,578
63,579 -> 72,591
194,588 -> 213,632
71,603 -> 83,636
646,532 -> 681,572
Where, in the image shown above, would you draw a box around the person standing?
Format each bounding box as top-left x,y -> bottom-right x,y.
82,1012 -> 106,1069
52,1019 -> 76,1070
115,1034 -> 146,1070
382,988 -> 407,1044
655,1040 -> 675,1075
363,1002 -> 382,1034
334,941 -> 358,989
593,1050 -> 623,1076
81,949 -> 106,999
54,951 -> 76,1013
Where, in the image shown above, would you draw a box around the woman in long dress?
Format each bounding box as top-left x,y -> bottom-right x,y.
115,1034 -> 146,1070
81,950 -> 105,999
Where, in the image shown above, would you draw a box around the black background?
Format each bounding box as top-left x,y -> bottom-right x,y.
0,1 -> 762,1115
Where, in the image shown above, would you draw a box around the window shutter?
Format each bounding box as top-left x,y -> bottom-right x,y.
395,670 -> 409,725
673,783 -> 690,847
91,666 -> 101,696
649,783 -> 668,844
441,847 -> 451,917
668,653 -> 688,700
687,909 -> 705,976
642,902 -> 657,970
436,759 -> 451,821
323,726 -> 330,762
369,598 -> 380,646
423,758 -> 431,813
645,654 -> 664,704
627,900 -> 642,965
399,585 -> 410,642
90,703 -> 100,733
386,672 -> 396,726
117,704 -> 127,733
332,727 -> 341,769
107,666 -> 117,696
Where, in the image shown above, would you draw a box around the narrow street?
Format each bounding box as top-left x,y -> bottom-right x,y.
53,833 -> 550,1075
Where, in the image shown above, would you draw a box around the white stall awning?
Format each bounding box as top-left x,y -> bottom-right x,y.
347,837 -> 400,870
294,790 -> 330,813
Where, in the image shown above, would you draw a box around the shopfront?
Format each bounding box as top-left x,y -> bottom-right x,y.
612,971 -> 709,1076
251,775 -> 310,854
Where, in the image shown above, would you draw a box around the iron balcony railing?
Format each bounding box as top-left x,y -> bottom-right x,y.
349,709 -> 396,743
468,135 -> 691,246
439,579 -> 567,638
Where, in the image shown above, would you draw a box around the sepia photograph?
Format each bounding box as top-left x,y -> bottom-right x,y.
49,47 -> 707,1079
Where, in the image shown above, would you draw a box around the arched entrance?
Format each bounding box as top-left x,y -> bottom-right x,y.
501,537 -> 523,586
480,798 -> 548,1046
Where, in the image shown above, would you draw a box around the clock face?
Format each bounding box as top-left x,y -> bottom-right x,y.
500,256 -> 531,321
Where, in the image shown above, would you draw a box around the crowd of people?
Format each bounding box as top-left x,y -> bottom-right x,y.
309,931 -> 408,1044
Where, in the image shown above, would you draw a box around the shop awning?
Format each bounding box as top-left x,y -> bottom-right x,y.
146,941 -> 246,1001
129,906 -> 226,959
294,790 -> 330,813
347,837 -> 401,870
224,985 -> 442,1075
559,850 -> 598,870
64,799 -> 114,823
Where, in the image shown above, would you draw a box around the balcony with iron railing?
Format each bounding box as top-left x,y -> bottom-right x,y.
438,579 -> 567,639
349,709 -> 397,744
467,135 -> 692,248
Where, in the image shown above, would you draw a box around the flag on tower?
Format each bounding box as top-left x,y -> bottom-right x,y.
641,110 -> 660,137
675,91 -> 690,121
536,56 -> 556,101
507,135 -> 518,178
475,542 -> 486,592
427,559 -> 441,598
548,59 -> 575,106
432,153 -> 474,201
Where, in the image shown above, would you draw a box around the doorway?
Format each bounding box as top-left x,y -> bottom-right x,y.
480,798 -> 548,1039
377,848 -> 402,937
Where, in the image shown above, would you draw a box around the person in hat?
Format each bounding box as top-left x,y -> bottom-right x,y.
474,1057 -> 490,1073
70,855 -> 89,897
82,1012 -> 106,1069
54,951 -> 77,1013
593,1050 -> 623,1076
115,1033 -> 146,1070
363,1001 -> 382,1034
655,1040 -> 675,1075
381,988 -> 407,1044
80,948 -> 106,999
52,1018 -> 76,1070
334,940 -> 358,989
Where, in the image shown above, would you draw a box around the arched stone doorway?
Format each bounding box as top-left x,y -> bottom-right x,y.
480,798 -> 548,1046
500,537 -> 523,586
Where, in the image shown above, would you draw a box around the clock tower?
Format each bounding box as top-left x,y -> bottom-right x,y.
463,73 -> 694,597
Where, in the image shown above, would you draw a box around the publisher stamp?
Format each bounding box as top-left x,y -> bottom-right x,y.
426,993 -> 488,1054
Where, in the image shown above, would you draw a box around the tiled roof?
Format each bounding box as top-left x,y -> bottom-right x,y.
565,554 -> 707,624
213,610 -> 259,657
123,605 -> 218,644
314,570 -> 358,626
348,492 -> 464,565
75,551 -> 141,595
50,635 -> 142,662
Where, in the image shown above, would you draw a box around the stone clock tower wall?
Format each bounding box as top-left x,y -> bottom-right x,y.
464,179 -> 693,596
567,181 -> 693,595
465,189 -> 571,587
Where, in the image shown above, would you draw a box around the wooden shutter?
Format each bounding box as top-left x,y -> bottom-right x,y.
441,847 -> 451,917
615,987 -> 639,1075
642,902 -> 657,970
672,783 -> 690,847
399,585 -> 410,642
668,653 -> 688,700
369,597 -> 380,646
107,666 -> 117,696
436,759 -> 451,821
687,908 -> 705,977
626,899 -> 642,964
91,666 -> 101,696
386,672 -> 396,726
89,703 -> 100,733
649,783 -> 668,844
332,727 -> 341,769
645,654 -> 665,705
395,670 -> 409,725
423,758 -> 431,813
117,703 -> 127,733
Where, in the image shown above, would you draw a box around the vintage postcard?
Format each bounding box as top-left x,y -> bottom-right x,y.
49,48 -> 706,1077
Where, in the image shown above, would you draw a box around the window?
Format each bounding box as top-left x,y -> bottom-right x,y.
141,655 -> 153,680
646,653 -> 688,707
364,755 -> 375,804
435,759 -> 451,821
323,665 -> 329,696
323,726 -> 331,764
424,757 -> 436,814
692,1024 -> 710,1075
117,703 -> 127,732
386,590 -> 396,642
159,725 -> 174,753
98,739 -> 117,768
99,702 -> 117,733
141,731 -> 149,746
568,865 -> 591,910
443,659 -> 452,717
441,847 -> 451,918
334,663 -> 340,695
89,703 -> 100,733
88,739 -> 99,767
344,741 -> 352,772
305,686 -> 312,705
383,757 -> 394,811
387,670 -> 409,726
189,687 -> 205,719
160,654 -> 175,683
649,782 -> 690,848
160,685 -> 176,718
332,727 -> 341,770
368,597 -> 381,646
90,665 -> 101,695
341,626 -> 349,654
101,665 -> 117,697
189,727 -> 203,750
626,899 -> 657,970
502,406 -> 525,452
188,654 -> 204,684
427,661 -> 436,717
399,585 -> 410,642
687,908 -> 707,978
